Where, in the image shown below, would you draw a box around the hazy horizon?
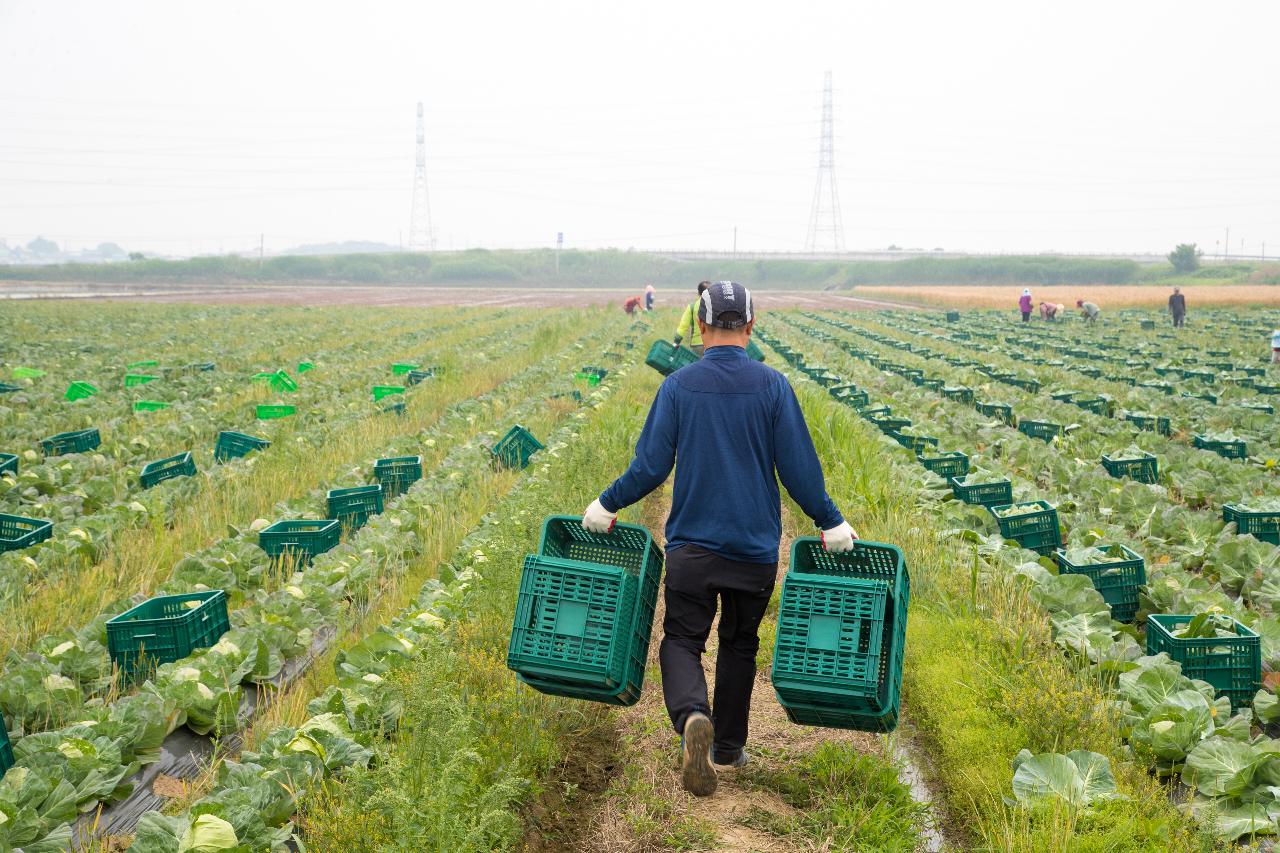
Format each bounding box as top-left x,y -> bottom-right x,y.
2,0 -> 1277,259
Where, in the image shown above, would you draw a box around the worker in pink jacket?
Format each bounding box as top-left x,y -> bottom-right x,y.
1018,289 -> 1033,322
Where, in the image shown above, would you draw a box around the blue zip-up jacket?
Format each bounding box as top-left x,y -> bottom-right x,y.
600,345 -> 843,564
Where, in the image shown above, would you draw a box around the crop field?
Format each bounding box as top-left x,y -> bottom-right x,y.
5,299 -> 1280,852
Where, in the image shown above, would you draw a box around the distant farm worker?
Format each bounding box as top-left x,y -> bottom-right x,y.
1019,289 -> 1033,322
624,295 -> 642,315
674,281 -> 710,355
582,281 -> 857,798
1039,302 -> 1060,322
645,283 -> 656,311
1078,299 -> 1101,323
1271,329 -> 1280,364
1169,287 -> 1187,328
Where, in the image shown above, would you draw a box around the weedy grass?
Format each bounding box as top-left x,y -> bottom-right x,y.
781,347 -> 1210,852
295,350 -> 660,851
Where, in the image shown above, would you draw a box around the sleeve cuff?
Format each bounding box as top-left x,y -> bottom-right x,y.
599,494 -> 621,514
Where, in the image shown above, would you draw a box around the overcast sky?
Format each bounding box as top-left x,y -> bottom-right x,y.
1,0 -> 1277,258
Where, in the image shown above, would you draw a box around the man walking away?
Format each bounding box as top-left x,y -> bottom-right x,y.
1169,287 -> 1187,328
674,281 -> 710,355
1078,299 -> 1100,324
582,280 -> 857,798
1019,289 -> 1033,322
645,284 -> 656,311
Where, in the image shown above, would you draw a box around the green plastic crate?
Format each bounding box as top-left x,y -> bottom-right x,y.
1101,451 -> 1157,484
133,400 -> 170,413
0,712 -> 12,774
918,451 -> 969,479
975,401 -> 1015,426
253,370 -> 297,393
772,539 -> 910,733
988,500 -> 1062,554
12,367 -> 43,380
870,415 -> 912,434
0,453 -> 17,477
1018,420 -> 1065,442
891,431 -> 938,454
41,428 -> 100,456
1073,395 -> 1114,416
0,383 -> 19,394
374,455 -> 422,499
259,519 -> 340,565
945,311 -> 960,322
65,381 -> 98,401
949,476 -> 1012,508
106,590 -> 230,681
381,401 -> 406,416
1146,614 -> 1259,709
1193,434 -> 1247,460
214,430 -> 270,462
507,516 -> 664,706
256,404 -> 296,420
746,338 -> 766,362
124,373 -> 159,388
297,361 -> 315,373
644,340 -> 699,376
1055,545 -> 1145,623
406,368 -> 435,386
574,372 -> 602,387
1223,504 -> 1280,545
127,359 -> 158,369
1241,402 -> 1275,415
391,362 -> 419,375
140,452 -> 197,489
327,484 -> 384,532
492,425 -> 544,470
1125,413 -> 1171,436
0,514 -> 53,553
372,385 -> 405,402
941,386 -> 974,405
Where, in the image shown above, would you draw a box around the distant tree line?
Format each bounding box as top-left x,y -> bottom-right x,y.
0,247 -> 1264,288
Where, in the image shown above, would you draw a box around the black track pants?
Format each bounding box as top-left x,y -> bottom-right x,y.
659,544 -> 776,763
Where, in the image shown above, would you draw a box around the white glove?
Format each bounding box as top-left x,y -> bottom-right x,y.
582,498 -> 618,534
821,521 -> 858,553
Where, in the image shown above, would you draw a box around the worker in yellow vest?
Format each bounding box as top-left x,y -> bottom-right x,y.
674,281 -> 710,355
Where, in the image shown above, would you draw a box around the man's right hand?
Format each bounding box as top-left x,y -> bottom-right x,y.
673,335 -> 683,346
583,498 -> 618,534
821,521 -> 858,553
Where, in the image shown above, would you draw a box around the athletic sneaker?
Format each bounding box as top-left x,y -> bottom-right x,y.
713,749 -> 750,770
680,712 -> 717,796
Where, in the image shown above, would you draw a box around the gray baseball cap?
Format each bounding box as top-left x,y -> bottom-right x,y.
697,280 -> 754,329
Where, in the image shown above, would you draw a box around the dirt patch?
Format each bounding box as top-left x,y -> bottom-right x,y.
151,774 -> 188,799
0,280 -> 917,311
520,706 -> 623,853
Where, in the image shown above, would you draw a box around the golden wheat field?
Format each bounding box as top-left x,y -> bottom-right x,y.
853,284 -> 1280,309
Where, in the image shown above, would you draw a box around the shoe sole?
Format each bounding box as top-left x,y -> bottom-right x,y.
682,715 -> 717,797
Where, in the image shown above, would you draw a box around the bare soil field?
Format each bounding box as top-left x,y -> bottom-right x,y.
0,280 -> 916,310
852,283 -> 1280,309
